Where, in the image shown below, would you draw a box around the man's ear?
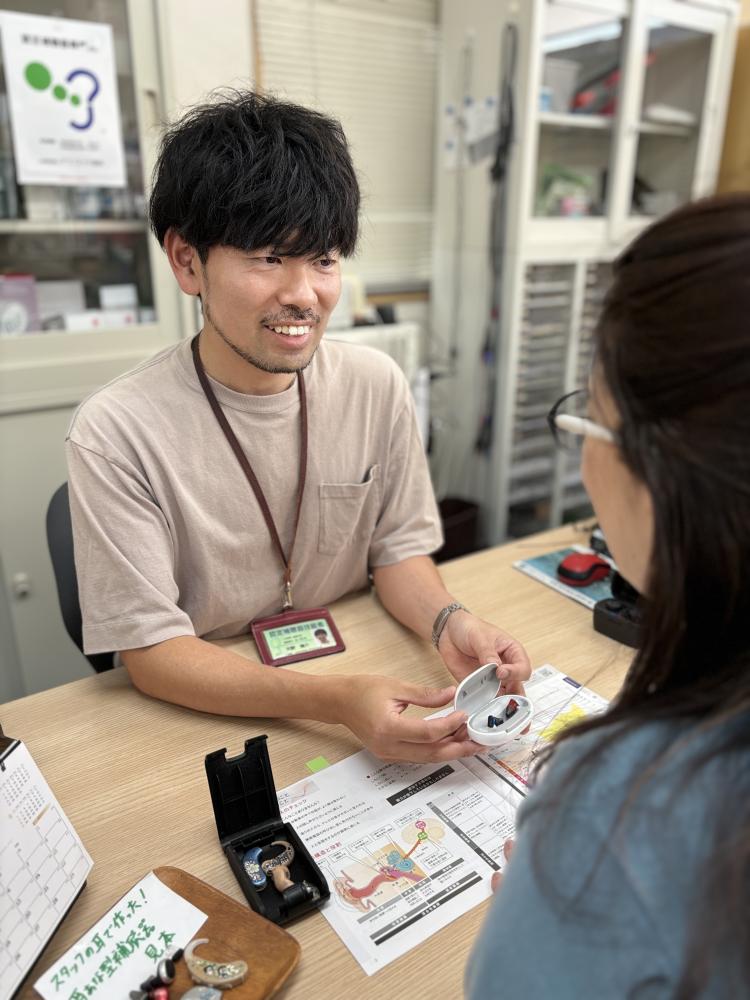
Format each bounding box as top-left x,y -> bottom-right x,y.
163,228 -> 204,296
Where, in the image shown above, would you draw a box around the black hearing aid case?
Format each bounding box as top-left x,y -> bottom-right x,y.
593,572 -> 644,648
204,735 -> 329,924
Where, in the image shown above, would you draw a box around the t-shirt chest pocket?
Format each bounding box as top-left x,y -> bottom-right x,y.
318,464 -> 381,555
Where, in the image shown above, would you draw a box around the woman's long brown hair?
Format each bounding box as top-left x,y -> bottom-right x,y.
532,194 -> 750,997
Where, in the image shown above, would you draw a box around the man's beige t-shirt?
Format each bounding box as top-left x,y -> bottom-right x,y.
66,337 -> 442,654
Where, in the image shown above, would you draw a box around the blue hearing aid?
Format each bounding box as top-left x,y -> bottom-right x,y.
242,846 -> 267,889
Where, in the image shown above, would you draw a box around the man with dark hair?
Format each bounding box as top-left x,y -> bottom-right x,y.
66,91 -> 529,762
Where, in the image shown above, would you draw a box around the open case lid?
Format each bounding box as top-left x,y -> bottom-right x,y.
205,735 -> 281,843
454,662 -> 503,717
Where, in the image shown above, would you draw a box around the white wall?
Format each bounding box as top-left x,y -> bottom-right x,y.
155,0 -> 254,113
429,0 -> 523,512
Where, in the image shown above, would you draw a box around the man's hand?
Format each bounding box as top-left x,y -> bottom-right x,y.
335,674 -> 482,763
439,611 -> 532,692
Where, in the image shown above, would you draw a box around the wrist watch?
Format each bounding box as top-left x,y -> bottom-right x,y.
431,602 -> 468,648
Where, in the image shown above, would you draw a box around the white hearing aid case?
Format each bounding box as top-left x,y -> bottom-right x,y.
454,662 -> 533,748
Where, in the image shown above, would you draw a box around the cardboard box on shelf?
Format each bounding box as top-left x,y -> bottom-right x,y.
36,279 -> 86,329
99,282 -> 138,310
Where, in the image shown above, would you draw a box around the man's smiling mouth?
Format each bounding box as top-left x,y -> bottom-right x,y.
265,324 -> 313,337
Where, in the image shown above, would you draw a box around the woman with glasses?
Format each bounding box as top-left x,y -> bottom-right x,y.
466,195 -> 750,998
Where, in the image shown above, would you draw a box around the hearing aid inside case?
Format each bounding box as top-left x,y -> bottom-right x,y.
454,662 -> 533,748
205,735 -> 329,924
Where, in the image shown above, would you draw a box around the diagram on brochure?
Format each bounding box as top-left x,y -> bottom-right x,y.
278,663 -> 608,975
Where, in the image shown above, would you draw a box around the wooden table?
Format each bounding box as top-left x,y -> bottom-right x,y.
2,525 -> 633,1000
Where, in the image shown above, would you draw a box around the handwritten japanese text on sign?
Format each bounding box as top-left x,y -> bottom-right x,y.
34,872 -> 207,1000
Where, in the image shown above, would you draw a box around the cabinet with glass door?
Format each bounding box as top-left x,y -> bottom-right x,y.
0,0 -> 179,414
530,0 -> 735,245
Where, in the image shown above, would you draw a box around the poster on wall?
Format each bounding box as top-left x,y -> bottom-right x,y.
0,10 -> 126,186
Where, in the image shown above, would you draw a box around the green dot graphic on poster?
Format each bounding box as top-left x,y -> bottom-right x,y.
24,61 -> 51,90
22,60 -> 101,127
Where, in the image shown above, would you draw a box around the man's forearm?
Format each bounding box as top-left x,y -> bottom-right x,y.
371,555 -> 461,641
122,635 -> 344,721
122,631 -> 480,765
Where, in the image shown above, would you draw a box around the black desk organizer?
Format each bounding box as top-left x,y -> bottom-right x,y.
205,735 -> 329,925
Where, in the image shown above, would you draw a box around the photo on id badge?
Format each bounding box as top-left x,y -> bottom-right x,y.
251,608 -> 345,666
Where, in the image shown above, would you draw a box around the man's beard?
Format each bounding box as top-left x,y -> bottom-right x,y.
203,299 -> 319,375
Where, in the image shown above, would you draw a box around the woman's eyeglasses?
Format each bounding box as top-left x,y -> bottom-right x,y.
547,390 -> 615,450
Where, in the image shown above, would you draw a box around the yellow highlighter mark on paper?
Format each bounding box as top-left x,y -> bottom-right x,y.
540,705 -> 587,741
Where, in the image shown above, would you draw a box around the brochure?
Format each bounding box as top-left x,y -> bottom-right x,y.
278,664 -> 608,975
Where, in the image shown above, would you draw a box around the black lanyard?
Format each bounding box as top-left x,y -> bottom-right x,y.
191,335 -> 308,611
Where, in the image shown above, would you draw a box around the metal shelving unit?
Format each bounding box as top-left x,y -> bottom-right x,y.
499,0 -> 737,537
433,0 -> 738,542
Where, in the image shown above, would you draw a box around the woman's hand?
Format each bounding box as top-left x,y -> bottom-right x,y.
491,838 -> 515,892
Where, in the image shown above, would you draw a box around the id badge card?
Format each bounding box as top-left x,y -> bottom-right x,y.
251,607 -> 345,666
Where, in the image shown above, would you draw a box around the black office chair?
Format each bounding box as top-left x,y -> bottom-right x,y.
46,483 -> 115,673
